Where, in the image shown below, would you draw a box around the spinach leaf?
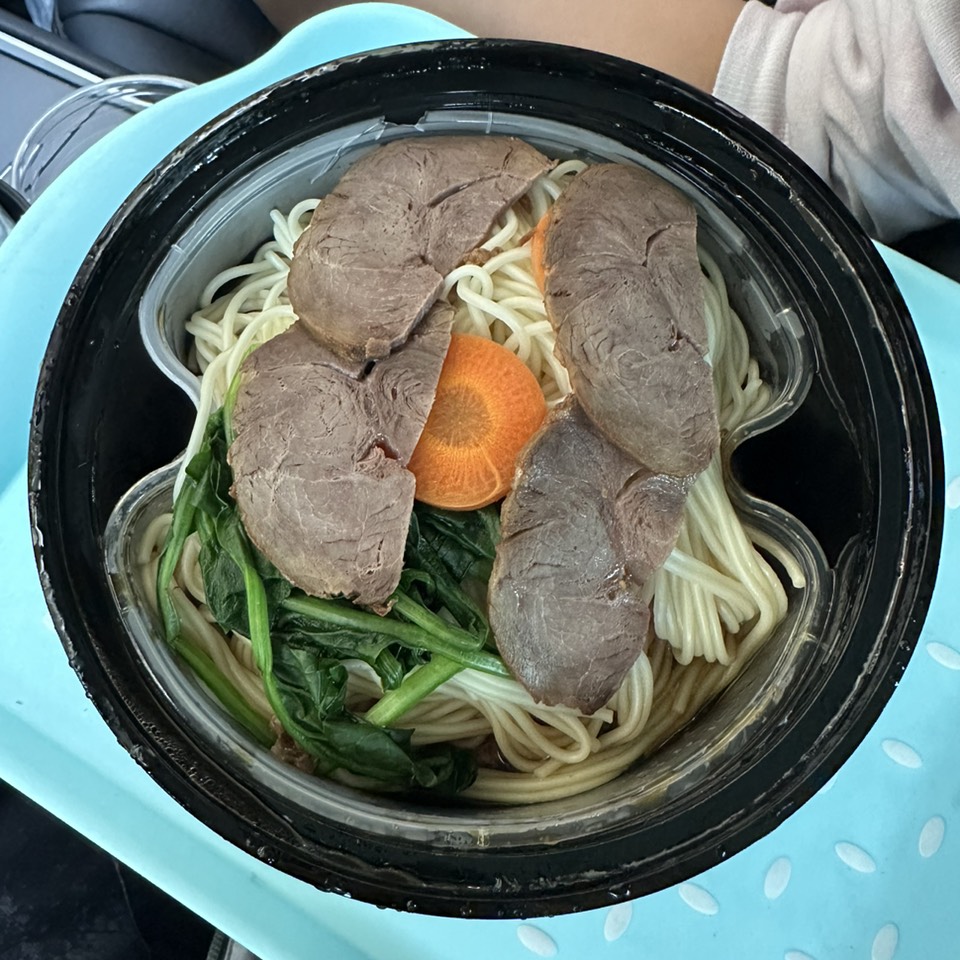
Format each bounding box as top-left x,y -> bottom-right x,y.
271,638 -> 476,792
178,407 -> 290,635
414,503 -> 500,581
272,643 -> 348,719
161,401 -> 477,793
276,609 -> 417,691
198,512 -> 291,636
403,503 -> 501,645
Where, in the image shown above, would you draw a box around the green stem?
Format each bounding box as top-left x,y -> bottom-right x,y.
281,595 -> 511,678
282,595 -> 422,642
156,478 -> 198,643
364,655 -> 463,727
171,637 -> 273,747
239,551 -> 290,728
389,592 -> 484,650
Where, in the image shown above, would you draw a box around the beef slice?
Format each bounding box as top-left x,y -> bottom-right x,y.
615,469 -> 692,585
541,162 -> 719,477
288,135 -> 552,366
228,303 -> 453,607
488,400 -> 687,714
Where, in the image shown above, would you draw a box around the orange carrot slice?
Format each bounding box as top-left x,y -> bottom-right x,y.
529,209 -> 552,295
408,333 -> 547,510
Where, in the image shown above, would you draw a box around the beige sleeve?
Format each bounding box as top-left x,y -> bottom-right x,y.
714,0 -> 960,241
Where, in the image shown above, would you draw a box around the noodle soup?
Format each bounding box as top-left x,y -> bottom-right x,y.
133,153 -> 803,805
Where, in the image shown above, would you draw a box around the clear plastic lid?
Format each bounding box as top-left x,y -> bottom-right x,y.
10,74 -> 192,202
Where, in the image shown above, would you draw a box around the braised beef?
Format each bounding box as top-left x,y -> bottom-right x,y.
541,163 -> 718,477
488,400 -> 680,715
288,136 -> 552,367
615,469 -> 692,585
228,303 -> 453,607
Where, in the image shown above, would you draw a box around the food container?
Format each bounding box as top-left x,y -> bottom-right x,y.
10,75 -> 193,203
29,40 -> 942,918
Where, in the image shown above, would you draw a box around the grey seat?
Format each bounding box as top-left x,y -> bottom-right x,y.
55,0 -> 279,82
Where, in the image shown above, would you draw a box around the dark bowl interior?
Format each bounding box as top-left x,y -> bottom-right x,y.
29,40 -> 942,917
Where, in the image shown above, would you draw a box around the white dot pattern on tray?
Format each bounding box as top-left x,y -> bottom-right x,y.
872,923 -> 899,960
919,816 -> 945,858
764,857 -> 792,900
946,475 -> 960,510
603,903 -> 632,942
784,951 -> 816,960
516,925 -> 557,958
678,882 -> 719,915
926,641 -> 960,670
834,841 -> 877,873
881,739 -> 923,768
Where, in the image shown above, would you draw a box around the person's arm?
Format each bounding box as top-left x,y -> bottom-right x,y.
254,0 -> 744,92
715,0 -> 960,241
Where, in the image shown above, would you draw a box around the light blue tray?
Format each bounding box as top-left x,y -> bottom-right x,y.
1,7 -> 957,959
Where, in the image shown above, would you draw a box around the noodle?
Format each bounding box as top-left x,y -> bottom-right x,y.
145,160 -> 798,803
174,200 -> 318,498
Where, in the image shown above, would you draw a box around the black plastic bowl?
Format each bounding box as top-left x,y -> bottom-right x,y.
29,40 -> 942,918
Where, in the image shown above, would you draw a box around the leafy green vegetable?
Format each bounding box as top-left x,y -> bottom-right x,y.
236,548 -> 478,792
403,503 -> 500,646
157,399 -> 480,793
197,512 -> 291,637
276,608 -> 413,691
271,641 -> 475,791
281,594 -> 510,677
364,655 -> 463,728
179,407 -> 290,635
414,503 -> 500,580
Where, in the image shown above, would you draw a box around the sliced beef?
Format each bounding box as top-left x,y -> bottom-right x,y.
488,400 -> 687,714
288,136 -> 552,367
615,470 -> 692,585
228,303 -> 453,607
541,163 -> 719,477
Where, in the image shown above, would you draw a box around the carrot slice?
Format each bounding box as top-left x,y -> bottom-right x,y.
408,333 -> 547,510
529,209 -> 552,295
